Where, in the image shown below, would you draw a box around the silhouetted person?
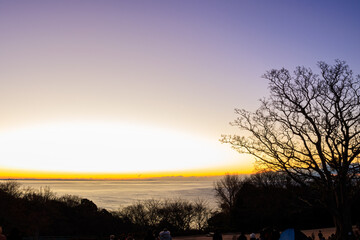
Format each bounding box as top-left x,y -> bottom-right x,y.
318,230 -> 323,240
238,232 -> 247,240
249,233 -> 256,240
0,226 -> 7,240
311,232 -> 315,240
159,228 -> 172,240
213,230 -> 222,240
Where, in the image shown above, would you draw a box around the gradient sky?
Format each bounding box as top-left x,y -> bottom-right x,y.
0,1 -> 359,179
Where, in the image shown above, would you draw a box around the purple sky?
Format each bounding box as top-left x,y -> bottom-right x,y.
0,1 -> 359,175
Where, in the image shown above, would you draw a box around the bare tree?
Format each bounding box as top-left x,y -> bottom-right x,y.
119,201 -> 149,227
221,60 -> 360,240
192,198 -> 211,230
214,174 -> 244,213
0,180 -> 22,198
143,199 -> 162,227
117,198 -> 211,232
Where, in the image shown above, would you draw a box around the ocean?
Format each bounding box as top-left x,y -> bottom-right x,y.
16,178 -> 220,211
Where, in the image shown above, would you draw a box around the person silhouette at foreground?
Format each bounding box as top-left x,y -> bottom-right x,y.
318,230 -> 324,240
249,233 -> 256,240
0,226 -> 7,240
237,232 -> 247,240
159,228 -> 172,240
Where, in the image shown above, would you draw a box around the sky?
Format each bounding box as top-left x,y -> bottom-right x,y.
0,0 -> 359,179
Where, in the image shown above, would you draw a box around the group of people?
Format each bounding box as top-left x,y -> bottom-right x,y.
4,224 -> 360,240
213,228 -> 280,240
145,228 -> 172,240
110,228 -> 172,240
213,228 -> 360,240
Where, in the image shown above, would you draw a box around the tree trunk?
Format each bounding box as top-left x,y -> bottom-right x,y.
331,204 -> 353,240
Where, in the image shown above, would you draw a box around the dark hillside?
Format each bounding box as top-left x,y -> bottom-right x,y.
0,181 -> 133,239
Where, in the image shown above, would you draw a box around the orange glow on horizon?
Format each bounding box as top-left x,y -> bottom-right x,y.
0,165 -> 254,180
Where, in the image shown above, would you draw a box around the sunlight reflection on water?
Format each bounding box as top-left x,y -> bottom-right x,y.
17,179 -> 220,210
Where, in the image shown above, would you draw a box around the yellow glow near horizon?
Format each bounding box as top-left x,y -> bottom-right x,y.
0,122 -> 252,179
0,165 -> 254,180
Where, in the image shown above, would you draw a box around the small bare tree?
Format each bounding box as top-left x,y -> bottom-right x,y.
214,174 -> 243,213
117,198 -> 211,232
222,60 -> 360,240
143,199 -> 162,227
0,180 -> 22,198
192,198 -> 211,230
119,201 -> 149,227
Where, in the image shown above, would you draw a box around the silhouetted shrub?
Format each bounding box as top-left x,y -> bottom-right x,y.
0,181 -> 131,238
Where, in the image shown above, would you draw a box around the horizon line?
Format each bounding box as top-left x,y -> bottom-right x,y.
0,174 -> 247,181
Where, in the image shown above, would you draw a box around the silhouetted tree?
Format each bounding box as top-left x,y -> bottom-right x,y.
120,201 -> 149,227
222,60 -> 360,239
214,174 -> 244,229
192,198 -> 212,231
118,198 -> 210,233
210,172 -> 335,232
214,174 -> 243,213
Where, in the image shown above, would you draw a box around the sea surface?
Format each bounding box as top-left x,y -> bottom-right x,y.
15,178 -> 220,211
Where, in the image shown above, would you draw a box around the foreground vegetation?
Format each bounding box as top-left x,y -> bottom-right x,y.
0,181 -> 134,238
211,172 -> 360,233
1,172 -> 360,239
0,181 -> 210,239
117,198 -> 211,232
